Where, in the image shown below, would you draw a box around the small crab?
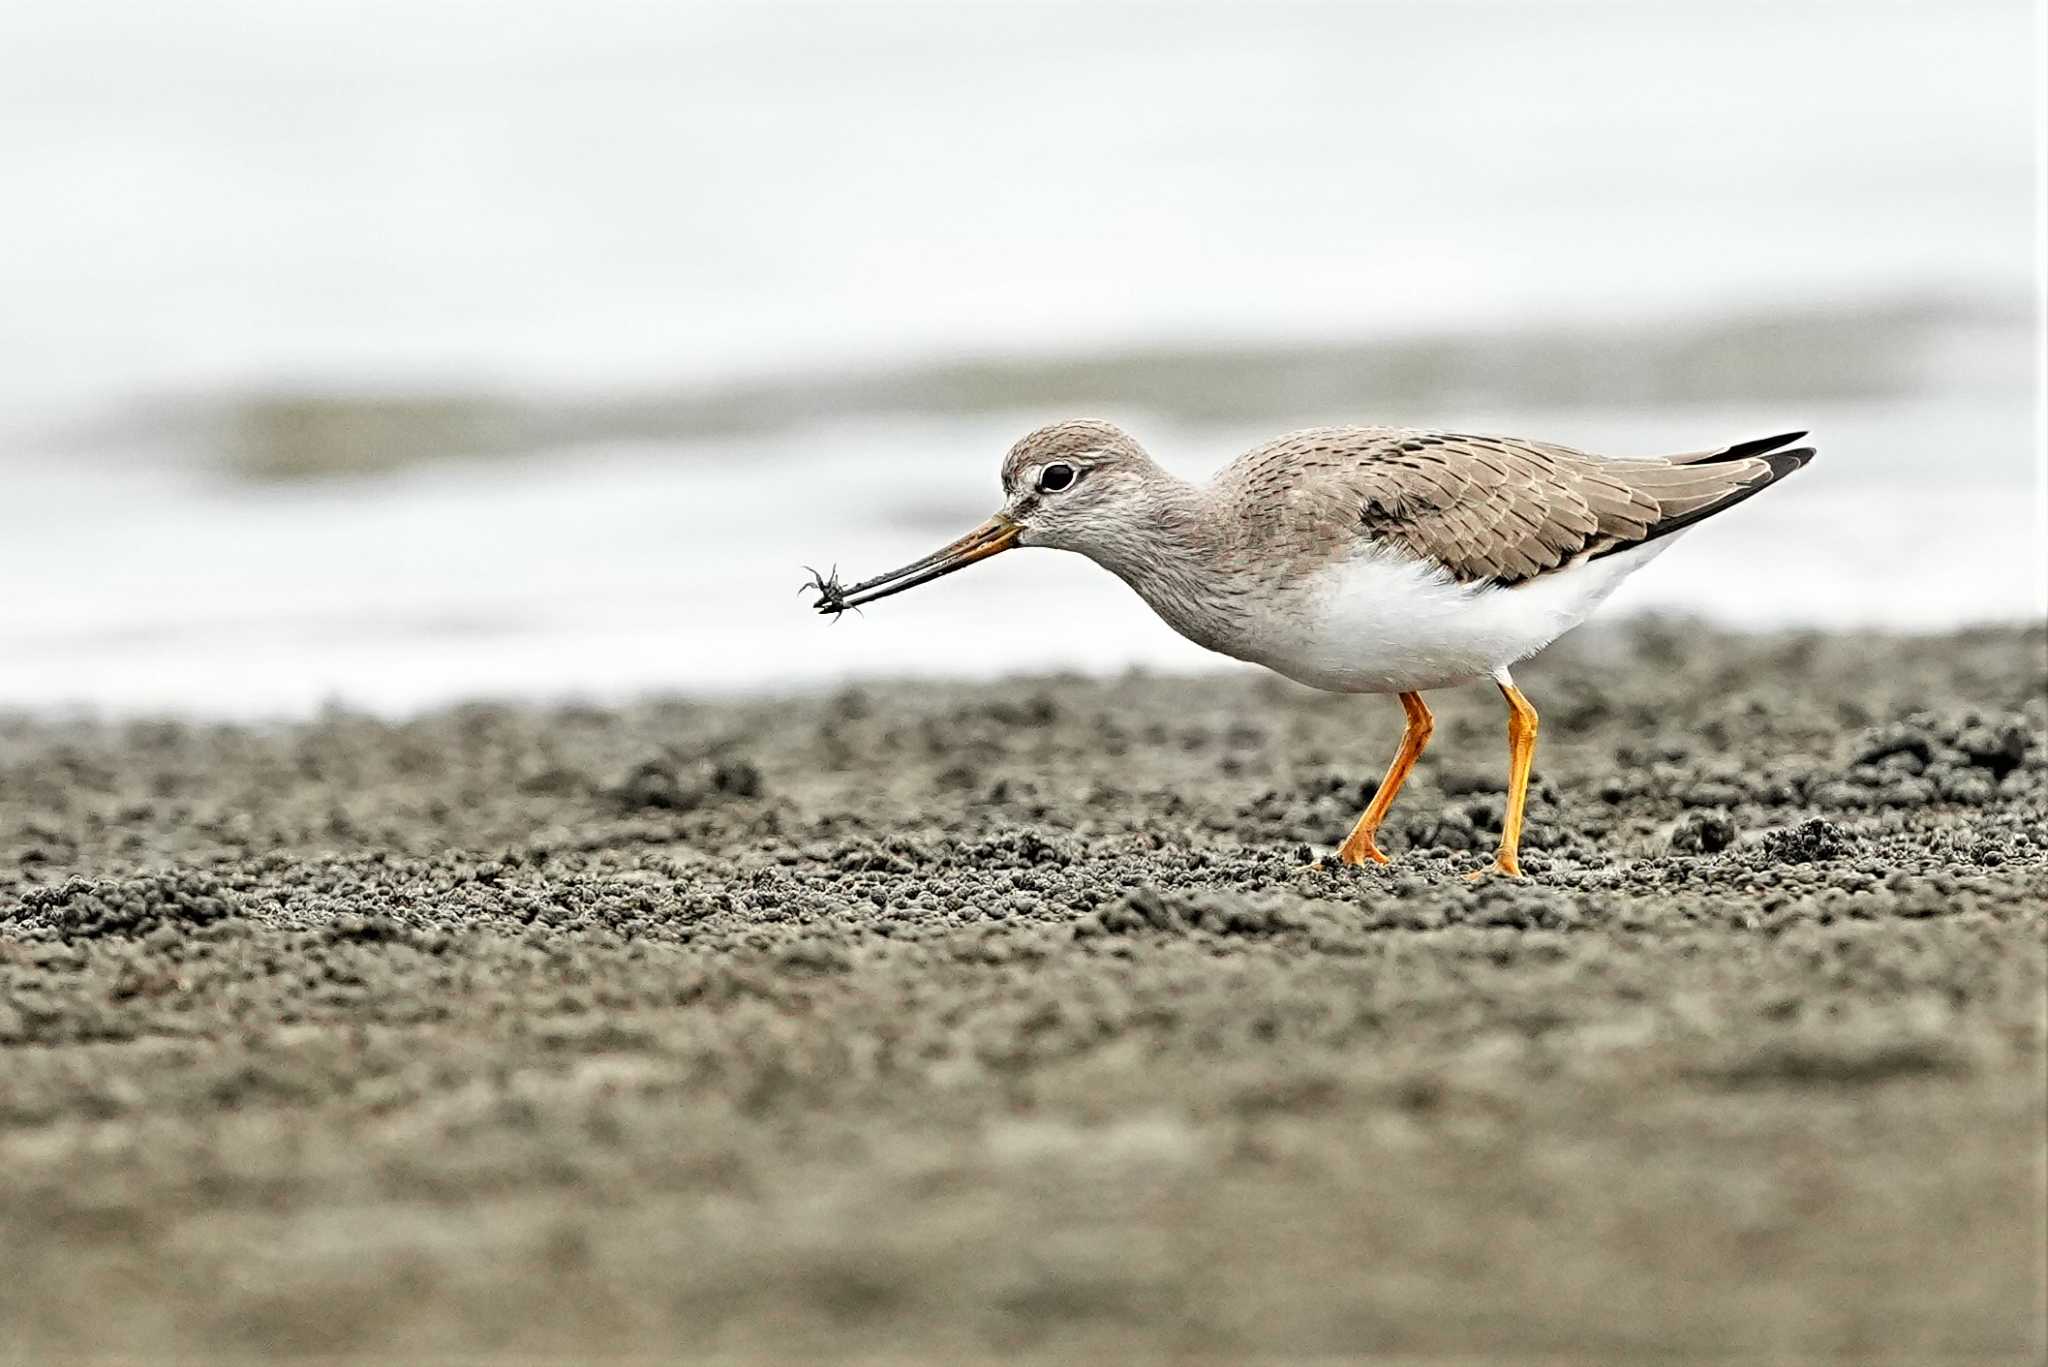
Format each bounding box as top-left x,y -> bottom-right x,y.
800,565 -> 855,618
801,517 -> 1023,620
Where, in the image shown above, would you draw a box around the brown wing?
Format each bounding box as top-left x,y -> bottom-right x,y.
1224,427 -> 1814,586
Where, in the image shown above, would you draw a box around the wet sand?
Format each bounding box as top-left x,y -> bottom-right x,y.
2,622 -> 2043,1361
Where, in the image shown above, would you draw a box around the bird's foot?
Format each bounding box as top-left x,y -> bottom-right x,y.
1464,852 -> 1523,881
1308,846 -> 1389,875
1333,835 -> 1392,868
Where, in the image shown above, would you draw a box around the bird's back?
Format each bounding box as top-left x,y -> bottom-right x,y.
1207,426 -> 1813,588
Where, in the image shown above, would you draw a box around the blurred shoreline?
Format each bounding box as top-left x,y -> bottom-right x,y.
3,287 -> 2038,720
50,292 -> 2032,482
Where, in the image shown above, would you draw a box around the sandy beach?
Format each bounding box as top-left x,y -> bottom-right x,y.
2,621 -> 2043,1360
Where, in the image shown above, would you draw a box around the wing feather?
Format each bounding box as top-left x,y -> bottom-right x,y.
1220,426 -> 1814,586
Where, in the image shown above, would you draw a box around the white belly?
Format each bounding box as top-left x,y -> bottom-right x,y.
1223,538 -> 1678,694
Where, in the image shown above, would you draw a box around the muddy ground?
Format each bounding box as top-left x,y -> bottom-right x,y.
2,622 -> 2043,1362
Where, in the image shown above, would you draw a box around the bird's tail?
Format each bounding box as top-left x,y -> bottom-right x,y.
1666,430 -> 1812,468
1663,431 -> 1818,497
1588,432 -> 1817,560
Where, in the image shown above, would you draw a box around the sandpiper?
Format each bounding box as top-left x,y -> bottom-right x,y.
808,421 -> 1813,876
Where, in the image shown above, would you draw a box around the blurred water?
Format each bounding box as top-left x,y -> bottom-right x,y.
3,386 -> 2038,715
0,1 -> 2039,714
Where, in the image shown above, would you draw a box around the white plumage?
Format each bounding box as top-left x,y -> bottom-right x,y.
1229,537 -> 1679,695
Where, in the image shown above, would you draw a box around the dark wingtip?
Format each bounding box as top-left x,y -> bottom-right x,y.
1759,445 -> 1817,479
1716,431 -> 1810,462
1589,441 -> 1817,565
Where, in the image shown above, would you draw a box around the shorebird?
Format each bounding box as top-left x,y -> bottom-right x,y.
808,421 -> 1813,876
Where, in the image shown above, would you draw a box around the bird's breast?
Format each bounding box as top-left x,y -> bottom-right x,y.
1114,545 -> 1613,694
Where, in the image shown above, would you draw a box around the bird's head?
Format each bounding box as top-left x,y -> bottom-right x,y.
810,420 -> 1165,614
997,420 -> 1161,554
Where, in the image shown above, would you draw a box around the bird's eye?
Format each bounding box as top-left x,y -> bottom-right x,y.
1038,462 -> 1077,494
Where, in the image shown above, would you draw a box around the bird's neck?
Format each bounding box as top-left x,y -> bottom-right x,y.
1086,479 -> 1249,649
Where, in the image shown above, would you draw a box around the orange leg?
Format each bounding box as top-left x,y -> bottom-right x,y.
1472,680 -> 1539,878
1336,691 -> 1434,866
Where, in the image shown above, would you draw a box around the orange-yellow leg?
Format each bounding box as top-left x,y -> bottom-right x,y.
1335,691 -> 1434,866
1470,679 -> 1539,878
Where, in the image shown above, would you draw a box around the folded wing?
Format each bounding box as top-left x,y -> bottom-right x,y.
1327,428 -> 1814,586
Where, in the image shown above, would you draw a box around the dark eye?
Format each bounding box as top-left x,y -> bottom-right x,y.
1038,462 -> 1077,494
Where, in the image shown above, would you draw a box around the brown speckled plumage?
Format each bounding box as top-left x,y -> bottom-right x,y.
1207,425 -> 1814,587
